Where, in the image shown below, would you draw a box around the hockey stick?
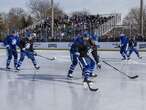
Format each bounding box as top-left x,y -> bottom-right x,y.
78,59 -> 98,92
37,54 -> 56,61
18,50 -> 55,61
102,60 -> 138,79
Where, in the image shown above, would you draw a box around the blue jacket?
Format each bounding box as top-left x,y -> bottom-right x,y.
70,36 -> 84,53
3,35 -> 20,49
120,35 -> 128,47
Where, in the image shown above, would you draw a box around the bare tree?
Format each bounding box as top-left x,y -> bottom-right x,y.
0,13 -> 7,40
27,0 -> 65,20
71,10 -> 90,16
123,7 -> 146,37
0,14 -> 4,30
8,8 -> 25,17
7,8 -> 26,31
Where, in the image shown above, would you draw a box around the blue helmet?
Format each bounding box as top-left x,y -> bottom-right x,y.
120,33 -> 125,37
91,34 -> 97,41
83,31 -> 90,38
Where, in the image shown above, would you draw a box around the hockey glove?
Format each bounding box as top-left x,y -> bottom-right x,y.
75,52 -> 80,56
22,48 -> 26,51
6,45 -> 10,50
33,51 -> 37,56
96,63 -> 101,69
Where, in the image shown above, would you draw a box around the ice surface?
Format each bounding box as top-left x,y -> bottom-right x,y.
0,49 -> 146,110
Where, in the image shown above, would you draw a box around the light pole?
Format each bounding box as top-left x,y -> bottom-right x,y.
140,0 -> 144,38
51,0 -> 54,39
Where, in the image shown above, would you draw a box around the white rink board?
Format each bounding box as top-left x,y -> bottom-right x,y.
33,42 -> 146,50
0,42 -> 146,50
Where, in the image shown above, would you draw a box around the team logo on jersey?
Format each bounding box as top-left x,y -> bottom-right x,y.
25,43 -> 30,49
12,39 -> 17,45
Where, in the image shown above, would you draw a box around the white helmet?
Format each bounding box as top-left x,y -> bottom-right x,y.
120,34 -> 125,36
32,33 -> 36,37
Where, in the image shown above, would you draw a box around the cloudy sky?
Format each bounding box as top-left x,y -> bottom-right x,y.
0,0 -> 145,17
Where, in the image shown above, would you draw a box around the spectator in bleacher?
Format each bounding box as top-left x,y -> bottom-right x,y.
28,14 -> 114,42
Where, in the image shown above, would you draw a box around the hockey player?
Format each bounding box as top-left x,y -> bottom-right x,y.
68,32 -> 98,82
77,33 -> 96,83
16,33 -> 40,70
119,34 -> 129,60
3,31 -> 20,69
67,32 -> 100,78
89,32 -> 101,69
127,36 -> 142,60
67,34 -> 82,78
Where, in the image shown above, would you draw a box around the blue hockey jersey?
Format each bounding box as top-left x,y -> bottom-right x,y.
3,35 -> 20,49
70,36 -> 83,53
120,34 -> 128,47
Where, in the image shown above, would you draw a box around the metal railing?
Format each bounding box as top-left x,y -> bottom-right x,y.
94,13 -> 121,36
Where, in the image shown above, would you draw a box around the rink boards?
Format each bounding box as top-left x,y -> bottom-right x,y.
0,42 -> 146,51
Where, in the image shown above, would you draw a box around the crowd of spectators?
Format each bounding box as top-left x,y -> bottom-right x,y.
1,14 -> 146,42
26,14 -> 114,42
24,14 -> 146,42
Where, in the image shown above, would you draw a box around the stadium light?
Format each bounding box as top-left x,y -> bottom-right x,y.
140,0 -> 144,37
51,0 -> 54,38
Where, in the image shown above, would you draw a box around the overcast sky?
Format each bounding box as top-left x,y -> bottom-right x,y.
0,0 -> 145,17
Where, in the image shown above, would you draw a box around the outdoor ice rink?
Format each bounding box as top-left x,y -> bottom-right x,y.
0,49 -> 146,110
